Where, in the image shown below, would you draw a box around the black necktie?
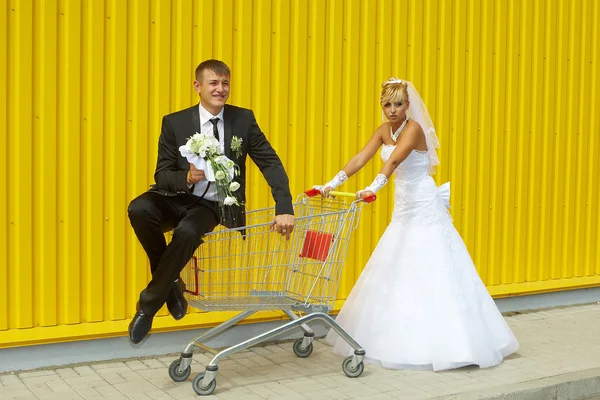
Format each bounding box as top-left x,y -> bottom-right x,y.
210,118 -> 220,141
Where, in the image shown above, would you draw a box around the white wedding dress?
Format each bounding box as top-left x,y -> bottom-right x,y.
327,145 -> 519,371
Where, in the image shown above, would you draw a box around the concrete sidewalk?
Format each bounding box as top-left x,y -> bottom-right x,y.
2,303 -> 600,400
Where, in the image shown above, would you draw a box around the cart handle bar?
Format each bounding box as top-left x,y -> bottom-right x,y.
304,188 -> 377,203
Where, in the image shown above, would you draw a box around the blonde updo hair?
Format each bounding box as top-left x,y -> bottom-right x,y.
380,77 -> 409,106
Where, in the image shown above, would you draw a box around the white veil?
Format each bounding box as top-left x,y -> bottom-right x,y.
384,79 -> 440,175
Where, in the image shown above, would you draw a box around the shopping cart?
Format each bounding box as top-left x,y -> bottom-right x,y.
167,190 -> 376,396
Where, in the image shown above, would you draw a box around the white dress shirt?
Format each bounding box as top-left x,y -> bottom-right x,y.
192,104 -> 225,201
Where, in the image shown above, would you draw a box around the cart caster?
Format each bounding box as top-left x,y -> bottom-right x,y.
342,356 -> 364,378
168,358 -> 191,382
293,338 -> 313,358
192,373 -> 217,396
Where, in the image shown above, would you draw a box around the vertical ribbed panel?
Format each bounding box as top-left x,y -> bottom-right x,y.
1,0 -> 599,347
0,1 -> 8,332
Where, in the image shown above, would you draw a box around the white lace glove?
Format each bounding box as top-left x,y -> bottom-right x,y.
313,170 -> 348,194
357,174 -> 388,197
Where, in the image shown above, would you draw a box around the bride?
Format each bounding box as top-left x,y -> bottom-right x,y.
316,78 -> 519,371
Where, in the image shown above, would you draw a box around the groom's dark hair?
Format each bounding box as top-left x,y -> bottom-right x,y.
195,59 -> 230,82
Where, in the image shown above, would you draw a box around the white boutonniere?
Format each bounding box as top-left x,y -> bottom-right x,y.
231,136 -> 243,158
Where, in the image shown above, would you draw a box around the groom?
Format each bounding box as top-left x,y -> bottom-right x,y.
127,59 -> 295,343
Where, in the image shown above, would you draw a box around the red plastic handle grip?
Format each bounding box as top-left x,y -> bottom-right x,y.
362,194 -> 377,203
305,188 -> 321,197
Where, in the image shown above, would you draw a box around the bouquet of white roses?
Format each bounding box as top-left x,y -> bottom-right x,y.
179,133 -> 241,210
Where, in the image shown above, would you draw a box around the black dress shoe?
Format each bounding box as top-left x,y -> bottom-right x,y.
166,280 -> 188,321
128,304 -> 154,344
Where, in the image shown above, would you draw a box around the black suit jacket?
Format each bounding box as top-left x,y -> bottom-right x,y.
148,104 -> 293,228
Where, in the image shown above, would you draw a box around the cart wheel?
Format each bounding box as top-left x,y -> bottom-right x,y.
168,359 -> 191,382
342,356 -> 364,378
293,338 -> 313,358
192,373 -> 217,396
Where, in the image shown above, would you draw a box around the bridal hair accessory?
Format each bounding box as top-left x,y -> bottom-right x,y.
403,81 -> 440,175
385,78 -> 403,84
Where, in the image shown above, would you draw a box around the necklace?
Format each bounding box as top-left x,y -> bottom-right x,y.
391,115 -> 410,142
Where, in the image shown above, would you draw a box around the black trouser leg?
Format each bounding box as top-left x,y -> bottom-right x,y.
128,192 -> 177,274
137,201 -> 218,316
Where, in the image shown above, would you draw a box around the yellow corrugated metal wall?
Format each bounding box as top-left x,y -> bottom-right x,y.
2,0 -> 599,348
